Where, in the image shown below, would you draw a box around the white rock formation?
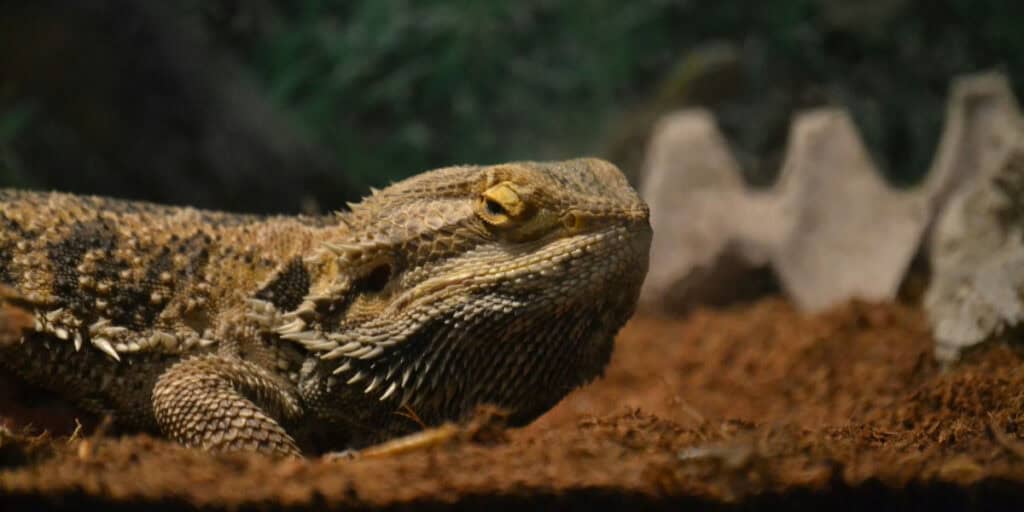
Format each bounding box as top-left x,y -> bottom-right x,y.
639,72 -> 1023,321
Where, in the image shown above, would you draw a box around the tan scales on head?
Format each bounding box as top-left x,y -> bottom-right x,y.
292,158 -> 651,429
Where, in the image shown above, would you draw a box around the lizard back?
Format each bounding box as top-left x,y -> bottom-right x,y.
0,190 -> 347,425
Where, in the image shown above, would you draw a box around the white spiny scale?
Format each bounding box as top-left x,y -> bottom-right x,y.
306,340 -> 338,352
346,371 -> 365,384
361,329 -> 396,344
274,318 -> 307,335
280,330 -> 323,343
73,332 -> 83,351
92,337 -> 120,362
100,325 -> 129,337
347,345 -> 375,359
282,301 -> 317,320
320,341 -> 362,360
359,346 -> 384,360
402,368 -> 412,388
88,318 -> 110,332
336,214 -> 353,230
322,241 -> 363,256
318,346 -> 345,360
245,298 -> 274,313
337,341 -> 363,353
151,331 -> 176,347
380,382 -> 398,401
364,376 -> 380,393
54,327 -> 69,340
375,336 -> 399,347
332,361 -> 352,375
303,250 -> 328,265
298,337 -> 332,351
245,313 -> 272,326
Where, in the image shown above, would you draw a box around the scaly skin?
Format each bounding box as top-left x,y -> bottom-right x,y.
0,158 -> 651,456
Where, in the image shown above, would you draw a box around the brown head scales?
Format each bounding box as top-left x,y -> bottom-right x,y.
290,158 -> 652,432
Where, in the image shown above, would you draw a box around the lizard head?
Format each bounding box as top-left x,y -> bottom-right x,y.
290,158 -> 651,427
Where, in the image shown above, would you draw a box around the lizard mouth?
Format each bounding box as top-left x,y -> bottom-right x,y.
396,212 -> 651,303
441,221 -> 651,300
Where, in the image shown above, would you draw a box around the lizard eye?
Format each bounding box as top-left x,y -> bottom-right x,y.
485,198 -> 506,216
478,182 -> 528,226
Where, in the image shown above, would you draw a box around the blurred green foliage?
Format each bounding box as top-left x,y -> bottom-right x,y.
0,104 -> 33,146
8,0 -> 1024,197
207,0 -> 1024,188
225,0 -> 698,187
0,101 -> 34,188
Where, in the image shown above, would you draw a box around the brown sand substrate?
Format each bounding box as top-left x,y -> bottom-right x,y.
4,298 -> 1024,510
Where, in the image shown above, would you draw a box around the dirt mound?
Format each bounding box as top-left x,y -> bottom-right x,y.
3,298 -> 1024,510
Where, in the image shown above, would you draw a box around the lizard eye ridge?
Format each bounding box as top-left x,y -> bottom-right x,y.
477,182 -> 528,226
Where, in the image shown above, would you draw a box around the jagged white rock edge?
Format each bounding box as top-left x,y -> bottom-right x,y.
639,71 -> 1023,317
925,141 -> 1024,362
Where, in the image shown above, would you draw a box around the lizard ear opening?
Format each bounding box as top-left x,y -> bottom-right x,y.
362,263 -> 392,293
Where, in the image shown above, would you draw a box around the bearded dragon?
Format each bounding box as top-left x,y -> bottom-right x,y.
0,158 -> 651,456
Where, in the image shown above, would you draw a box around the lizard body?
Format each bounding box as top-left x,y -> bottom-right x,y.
0,158 -> 651,455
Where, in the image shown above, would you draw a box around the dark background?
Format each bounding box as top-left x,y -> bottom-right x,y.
2,0 -> 1021,214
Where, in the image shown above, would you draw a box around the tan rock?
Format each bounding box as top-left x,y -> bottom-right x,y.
639,110 -> 769,312
639,72 -> 1023,320
925,145 -> 1024,362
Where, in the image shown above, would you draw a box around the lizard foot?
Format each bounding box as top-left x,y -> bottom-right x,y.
153,354 -> 304,457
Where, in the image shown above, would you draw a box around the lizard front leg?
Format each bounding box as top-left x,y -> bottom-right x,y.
153,354 -> 304,456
